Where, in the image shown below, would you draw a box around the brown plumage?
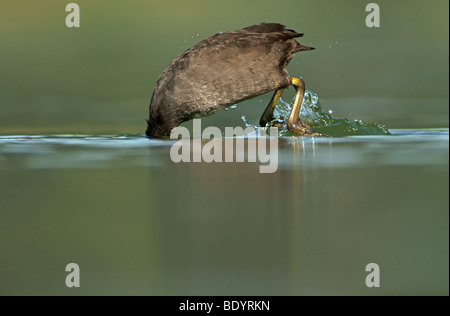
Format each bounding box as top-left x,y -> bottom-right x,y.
146,23 -> 315,137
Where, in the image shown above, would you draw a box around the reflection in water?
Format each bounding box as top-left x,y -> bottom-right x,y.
0,129 -> 447,170
0,129 -> 448,295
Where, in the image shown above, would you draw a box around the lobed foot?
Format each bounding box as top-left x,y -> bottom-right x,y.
288,119 -> 324,136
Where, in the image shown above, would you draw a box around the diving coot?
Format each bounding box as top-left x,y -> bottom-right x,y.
146,22 -> 321,137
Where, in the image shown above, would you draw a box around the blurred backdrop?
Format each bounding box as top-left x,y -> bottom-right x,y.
0,0 -> 448,134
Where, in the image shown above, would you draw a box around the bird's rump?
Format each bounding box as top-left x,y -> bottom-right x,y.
147,23 -> 313,137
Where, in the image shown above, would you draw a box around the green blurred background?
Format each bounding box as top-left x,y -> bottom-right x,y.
0,0 -> 448,134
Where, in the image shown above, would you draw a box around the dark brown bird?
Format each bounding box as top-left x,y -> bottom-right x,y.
146,22 -> 321,137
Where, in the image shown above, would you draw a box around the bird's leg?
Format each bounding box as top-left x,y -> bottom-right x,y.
260,88 -> 284,127
288,77 -> 323,136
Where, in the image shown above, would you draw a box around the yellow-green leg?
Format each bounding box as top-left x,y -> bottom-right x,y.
260,88 -> 284,127
288,77 -> 323,136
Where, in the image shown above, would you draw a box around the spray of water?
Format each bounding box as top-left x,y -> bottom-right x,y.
243,90 -> 390,137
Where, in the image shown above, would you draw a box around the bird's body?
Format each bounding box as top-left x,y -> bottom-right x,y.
146,23 -> 318,137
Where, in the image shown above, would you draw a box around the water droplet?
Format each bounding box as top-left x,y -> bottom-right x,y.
196,33 -> 199,37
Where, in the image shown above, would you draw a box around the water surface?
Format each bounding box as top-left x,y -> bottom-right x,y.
0,129 -> 448,295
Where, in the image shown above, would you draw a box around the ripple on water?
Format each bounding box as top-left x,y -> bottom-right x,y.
0,129 -> 448,170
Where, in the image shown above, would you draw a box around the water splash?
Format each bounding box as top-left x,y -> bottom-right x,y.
225,104 -> 239,111
243,90 -> 390,137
